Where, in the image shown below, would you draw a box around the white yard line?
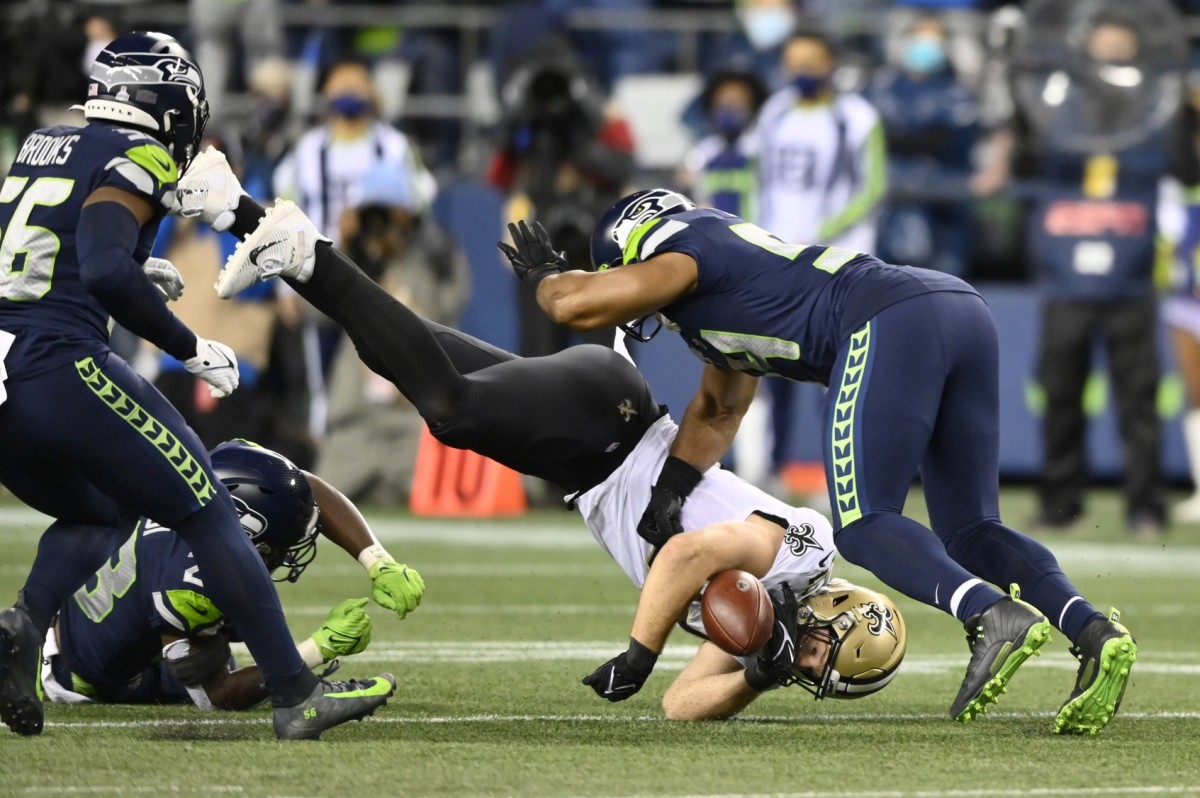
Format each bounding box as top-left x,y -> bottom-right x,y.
597,787 -> 1200,798
40,710 -> 1200,732
2,506 -> 1199,571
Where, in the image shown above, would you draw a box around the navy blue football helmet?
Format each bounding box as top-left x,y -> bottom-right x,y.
590,188 -> 696,341
78,31 -> 209,171
210,440 -> 319,583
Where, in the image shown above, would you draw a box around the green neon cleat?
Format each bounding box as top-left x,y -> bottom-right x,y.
1054,609 -> 1137,736
950,584 -> 1052,723
273,673 -> 396,741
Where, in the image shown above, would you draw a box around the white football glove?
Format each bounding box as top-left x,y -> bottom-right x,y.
142,257 -> 185,302
176,146 -> 246,232
183,337 -> 239,398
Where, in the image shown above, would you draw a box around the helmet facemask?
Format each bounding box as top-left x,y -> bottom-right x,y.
783,580 -> 907,700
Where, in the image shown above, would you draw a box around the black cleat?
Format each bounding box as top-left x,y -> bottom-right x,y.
1054,610 -> 1137,735
0,606 -> 44,736
273,673 -> 396,740
950,584 -> 1052,723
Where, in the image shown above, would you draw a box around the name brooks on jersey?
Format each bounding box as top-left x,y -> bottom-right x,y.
15,132 -> 82,168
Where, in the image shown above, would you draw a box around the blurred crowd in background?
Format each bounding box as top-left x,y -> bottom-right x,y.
3,0 -> 1200,534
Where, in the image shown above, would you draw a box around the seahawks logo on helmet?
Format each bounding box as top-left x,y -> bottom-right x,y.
230,495 -> 269,543
862,602 -> 898,639
784,523 -> 820,557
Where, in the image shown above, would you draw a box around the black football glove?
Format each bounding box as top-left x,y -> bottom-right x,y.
497,220 -> 569,290
747,588 -> 801,690
582,638 -> 658,702
636,456 -> 704,548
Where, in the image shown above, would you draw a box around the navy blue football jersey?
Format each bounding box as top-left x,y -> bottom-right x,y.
631,208 -> 976,384
0,122 -> 177,378
57,518 -> 226,695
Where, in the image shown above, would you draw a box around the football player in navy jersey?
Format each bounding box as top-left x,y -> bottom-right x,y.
0,32 -> 397,740
46,440 -> 423,710
499,189 -> 1138,736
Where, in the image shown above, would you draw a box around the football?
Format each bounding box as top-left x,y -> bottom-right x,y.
700,569 -> 774,656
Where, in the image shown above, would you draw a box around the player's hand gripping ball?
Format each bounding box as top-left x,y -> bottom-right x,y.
701,570 -> 774,656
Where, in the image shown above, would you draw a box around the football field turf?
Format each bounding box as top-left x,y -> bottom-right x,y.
1,487 -> 1198,798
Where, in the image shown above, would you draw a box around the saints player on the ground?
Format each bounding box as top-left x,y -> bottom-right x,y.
168,151 -> 906,720
501,188 -> 1137,735
44,440 -> 423,710
0,32 -> 394,740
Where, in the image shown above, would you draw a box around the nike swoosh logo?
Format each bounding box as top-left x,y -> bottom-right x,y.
604,671 -> 635,695
250,242 -> 278,263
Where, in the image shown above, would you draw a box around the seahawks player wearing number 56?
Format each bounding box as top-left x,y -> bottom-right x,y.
0,32 -> 396,740
500,189 -> 1137,735
164,152 -> 906,719
44,440 -> 424,710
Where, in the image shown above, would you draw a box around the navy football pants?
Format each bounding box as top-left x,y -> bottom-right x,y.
0,351 -> 314,701
825,292 -> 1102,638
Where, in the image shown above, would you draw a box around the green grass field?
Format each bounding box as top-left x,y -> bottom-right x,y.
2,487 -> 1198,798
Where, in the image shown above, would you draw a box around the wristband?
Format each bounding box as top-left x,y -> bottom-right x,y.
626,637 -> 659,677
743,660 -> 779,692
357,543 -> 393,571
657,456 -> 704,498
297,637 -> 325,668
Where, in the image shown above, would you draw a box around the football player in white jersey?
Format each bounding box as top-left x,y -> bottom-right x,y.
173,148 -> 907,720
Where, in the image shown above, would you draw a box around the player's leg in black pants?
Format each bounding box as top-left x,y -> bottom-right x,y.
917,292 -> 1105,643
283,243 -> 659,490
1037,299 -> 1096,525
0,354 -> 317,705
1101,296 -> 1164,528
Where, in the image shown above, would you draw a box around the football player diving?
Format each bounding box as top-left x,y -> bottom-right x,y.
43,439 -> 424,711
500,189 -> 1137,735
165,150 -> 907,719
0,31 -> 395,740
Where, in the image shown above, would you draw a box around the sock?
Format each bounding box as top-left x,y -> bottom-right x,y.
284,243 -> 467,425
17,519 -> 134,634
942,519 -> 1103,640
228,196 -> 268,240
173,493 -> 317,706
833,512 -> 1005,623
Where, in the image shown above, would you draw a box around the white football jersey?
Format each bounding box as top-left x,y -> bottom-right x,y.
756,89 -> 885,252
574,414 -> 836,599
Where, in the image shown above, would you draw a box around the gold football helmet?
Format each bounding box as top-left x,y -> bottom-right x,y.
792,578 -> 907,699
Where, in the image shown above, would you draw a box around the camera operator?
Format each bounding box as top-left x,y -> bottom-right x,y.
488,39 -> 635,357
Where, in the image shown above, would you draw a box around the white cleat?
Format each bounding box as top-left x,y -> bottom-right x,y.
218,200 -> 326,299
177,146 -> 245,231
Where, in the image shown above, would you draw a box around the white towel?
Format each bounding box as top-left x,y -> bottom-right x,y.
0,329 -> 14,407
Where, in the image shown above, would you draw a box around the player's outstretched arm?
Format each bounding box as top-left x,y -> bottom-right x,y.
78,187 -> 240,397
77,187 -> 197,361
583,518 -> 781,704
661,641 -> 760,721
166,599 -> 374,711
304,471 -> 425,619
636,365 -> 759,547
535,253 -> 699,330
632,519 -> 781,654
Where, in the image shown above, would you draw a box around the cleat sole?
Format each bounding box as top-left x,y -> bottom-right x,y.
1054,634 -> 1137,735
955,620 -> 1052,724
0,628 -> 44,737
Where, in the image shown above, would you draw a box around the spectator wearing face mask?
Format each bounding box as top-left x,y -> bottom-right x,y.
682,69 -> 769,219
273,60 -> 436,246
703,0 -> 798,93
866,14 -> 979,277
753,31 -> 887,500
756,31 -> 886,253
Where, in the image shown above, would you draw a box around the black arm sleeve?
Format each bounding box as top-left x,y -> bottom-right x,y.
76,201 -> 197,361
